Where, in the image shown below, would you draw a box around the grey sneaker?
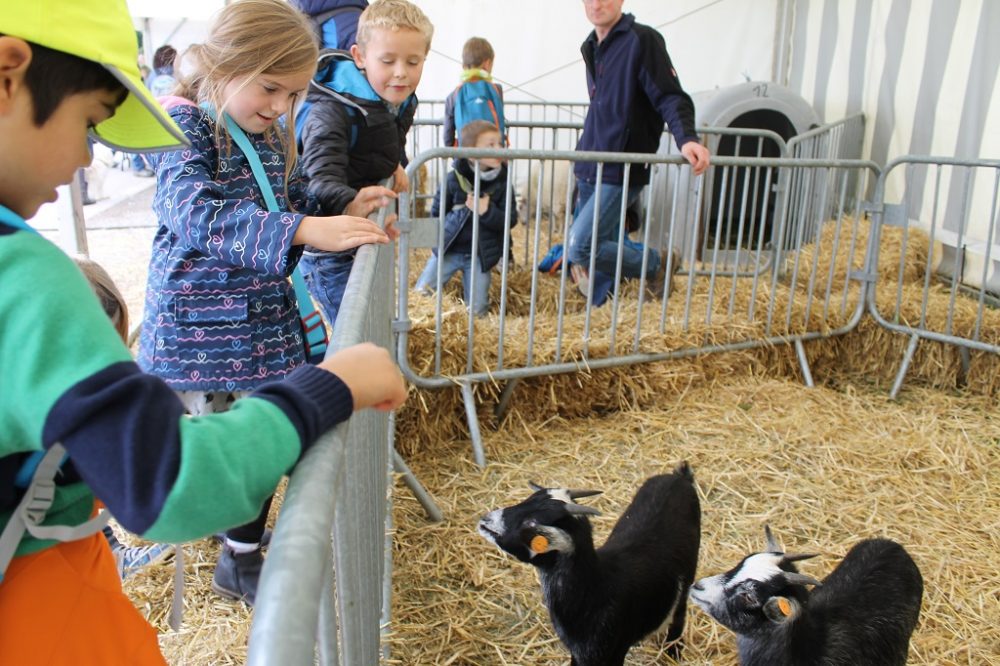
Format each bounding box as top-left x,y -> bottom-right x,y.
211,546 -> 263,606
113,542 -> 175,579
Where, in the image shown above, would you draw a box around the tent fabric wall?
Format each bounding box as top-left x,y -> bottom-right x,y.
785,0 -> 999,164
783,0 -> 1000,290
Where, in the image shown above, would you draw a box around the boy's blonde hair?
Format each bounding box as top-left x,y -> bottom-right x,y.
462,37 -> 494,69
74,256 -> 129,342
174,0 -> 318,189
356,0 -> 434,53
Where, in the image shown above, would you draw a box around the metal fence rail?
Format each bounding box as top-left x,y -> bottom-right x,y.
397,148 -> 879,466
867,155 -> 1000,398
248,202 -> 441,666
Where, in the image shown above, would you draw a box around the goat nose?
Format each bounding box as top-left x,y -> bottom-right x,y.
692,581 -> 704,591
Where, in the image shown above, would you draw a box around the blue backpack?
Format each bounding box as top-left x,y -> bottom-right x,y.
453,79 -> 506,145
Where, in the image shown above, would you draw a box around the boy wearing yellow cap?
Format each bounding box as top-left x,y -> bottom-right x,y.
0,1 -> 408,662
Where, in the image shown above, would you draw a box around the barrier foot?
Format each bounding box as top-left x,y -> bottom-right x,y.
495,378 -> 521,422
890,334 -> 919,400
461,382 -> 487,468
794,339 -> 815,388
393,449 -> 443,522
957,347 -> 971,388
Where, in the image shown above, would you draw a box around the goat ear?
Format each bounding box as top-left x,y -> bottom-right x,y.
763,596 -> 799,624
524,526 -> 573,557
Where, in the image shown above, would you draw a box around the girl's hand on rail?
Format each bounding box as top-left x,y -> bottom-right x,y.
320,342 -> 408,412
294,215 -> 389,252
681,141 -> 711,176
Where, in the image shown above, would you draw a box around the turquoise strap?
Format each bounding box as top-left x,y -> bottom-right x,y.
216,110 -> 327,358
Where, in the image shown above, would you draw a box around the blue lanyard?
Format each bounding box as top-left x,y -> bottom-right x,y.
0,204 -> 38,235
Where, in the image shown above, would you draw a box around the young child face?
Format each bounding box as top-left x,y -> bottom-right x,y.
474,130 -> 503,170
0,82 -> 117,219
222,69 -> 313,135
352,28 -> 427,106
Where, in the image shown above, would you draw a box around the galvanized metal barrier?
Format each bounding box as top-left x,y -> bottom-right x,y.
866,155 -> 1000,398
248,202 -> 441,666
397,147 -> 880,466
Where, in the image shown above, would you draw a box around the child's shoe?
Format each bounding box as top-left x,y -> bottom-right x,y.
211,545 -> 263,606
113,542 -> 175,578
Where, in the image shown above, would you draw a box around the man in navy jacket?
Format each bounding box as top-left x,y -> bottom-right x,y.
567,0 -> 710,298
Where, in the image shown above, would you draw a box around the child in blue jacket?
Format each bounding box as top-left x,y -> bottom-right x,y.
297,0 -> 434,329
137,0 -> 398,605
415,120 -> 516,316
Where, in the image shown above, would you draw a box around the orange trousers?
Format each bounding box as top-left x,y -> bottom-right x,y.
0,530 -> 166,665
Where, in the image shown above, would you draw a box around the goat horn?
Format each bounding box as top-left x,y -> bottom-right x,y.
764,524 -> 783,553
567,489 -> 602,499
564,503 -> 602,517
528,481 -> 547,492
783,552 -> 819,563
783,572 -> 823,588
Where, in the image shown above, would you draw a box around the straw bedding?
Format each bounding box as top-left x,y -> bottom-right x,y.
87,218 -> 1000,665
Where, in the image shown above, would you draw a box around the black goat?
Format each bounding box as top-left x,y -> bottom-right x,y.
477,462 -> 701,665
690,526 -> 923,666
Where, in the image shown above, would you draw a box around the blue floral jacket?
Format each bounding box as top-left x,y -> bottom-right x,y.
137,103 -> 310,391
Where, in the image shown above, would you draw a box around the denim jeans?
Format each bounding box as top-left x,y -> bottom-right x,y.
567,180 -> 659,279
298,250 -> 355,328
415,250 -> 491,316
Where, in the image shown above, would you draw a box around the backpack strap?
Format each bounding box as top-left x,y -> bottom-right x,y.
0,206 -> 111,582
0,444 -> 110,582
222,111 -> 329,362
309,5 -> 358,47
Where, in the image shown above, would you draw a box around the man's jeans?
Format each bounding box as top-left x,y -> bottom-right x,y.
566,180 -> 658,279
298,250 -> 355,329
415,250 -> 491,316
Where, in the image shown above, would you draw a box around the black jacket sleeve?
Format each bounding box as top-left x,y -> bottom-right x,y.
300,98 -> 359,215
636,26 -> 698,145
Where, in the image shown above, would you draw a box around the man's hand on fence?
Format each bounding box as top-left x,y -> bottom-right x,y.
681,141 -> 711,176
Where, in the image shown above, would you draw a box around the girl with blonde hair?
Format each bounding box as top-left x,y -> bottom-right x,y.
138,0 -> 392,605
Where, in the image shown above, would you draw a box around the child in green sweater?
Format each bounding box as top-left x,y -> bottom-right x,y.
0,1 -> 407,662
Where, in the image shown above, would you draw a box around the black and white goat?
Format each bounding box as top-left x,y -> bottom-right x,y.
478,462 -> 701,666
690,526 -> 923,666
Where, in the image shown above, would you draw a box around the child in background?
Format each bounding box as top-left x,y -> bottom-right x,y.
137,0 -> 400,606
74,256 -> 176,579
146,45 -> 177,97
442,37 -> 505,148
415,120 -> 516,316
297,0 -> 433,328
0,0 -> 406,662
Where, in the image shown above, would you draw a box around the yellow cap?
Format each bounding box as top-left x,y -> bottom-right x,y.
0,0 -> 187,152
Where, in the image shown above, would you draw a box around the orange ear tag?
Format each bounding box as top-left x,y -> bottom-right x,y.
529,534 -> 549,554
777,597 -> 792,616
